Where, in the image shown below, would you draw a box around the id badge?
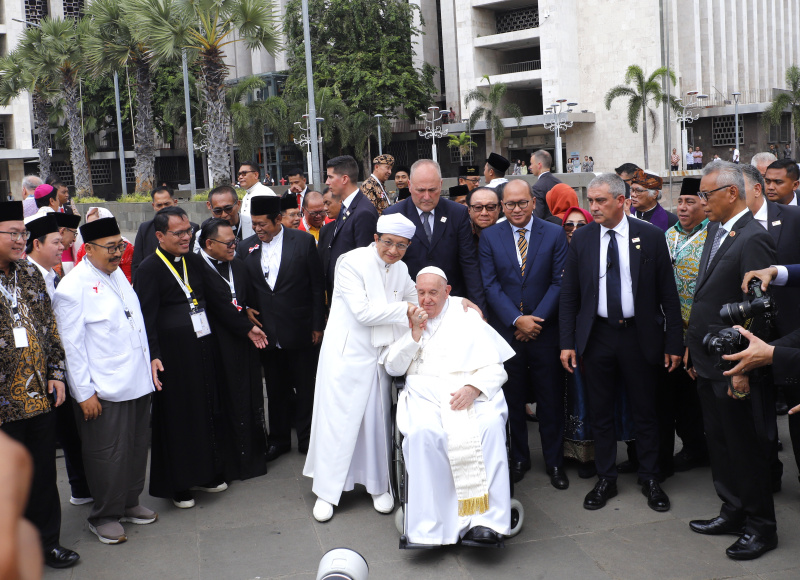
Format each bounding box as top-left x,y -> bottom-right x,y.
13,326 -> 28,348
191,309 -> 212,338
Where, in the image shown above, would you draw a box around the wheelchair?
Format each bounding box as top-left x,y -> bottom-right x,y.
390,376 -> 525,549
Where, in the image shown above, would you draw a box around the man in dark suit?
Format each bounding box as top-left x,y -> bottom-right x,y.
559,173 -> 683,513
479,179 -> 568,487
764,158 -> 800,206
131,186 -> 198,279
383,159 -> 486,312
529,149 -> 559,220
324,156 -> 378,298
239,196 -> 326,460
685,161 -> 778,561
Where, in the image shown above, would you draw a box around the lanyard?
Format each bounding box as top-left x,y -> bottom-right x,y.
670,227 -> 705,263
86,261 -> 136,326
156,249 -> 198,309
200,250 -> 236,302
0,271 -> 21,325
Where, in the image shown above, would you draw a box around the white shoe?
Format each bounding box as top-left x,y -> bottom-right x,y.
70,496 -> 94,506
313,498 -> 334,522
190,481 -> 228,493
371,492 -> 394,514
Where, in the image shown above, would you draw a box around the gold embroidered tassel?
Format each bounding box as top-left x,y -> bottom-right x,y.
458,494 -> 490,517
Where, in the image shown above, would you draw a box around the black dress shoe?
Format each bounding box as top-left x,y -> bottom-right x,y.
577,461 -> 597,479
672,449 -> 710,472
547,466 -> 570,490
689,516 -> 746,536
462,525 -> 502,545
725,532 -> 778,560
583,479 -> 617,510
45,545 -> 80,569
510,459 -> 531,483
265,443 -> 291,462
640,479 -> 670,512
616,459 -> 639,474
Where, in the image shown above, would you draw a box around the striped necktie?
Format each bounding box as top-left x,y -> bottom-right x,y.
517,228 -> 527,276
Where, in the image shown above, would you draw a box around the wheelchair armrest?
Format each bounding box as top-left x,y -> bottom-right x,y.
393,375 -> 407,392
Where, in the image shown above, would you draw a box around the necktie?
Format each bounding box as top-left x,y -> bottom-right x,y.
706,227 -> 726,272
297,192 -> 302,207
606,230 -> 624,326
517,228 -> 527,276
422,212 -> 433,242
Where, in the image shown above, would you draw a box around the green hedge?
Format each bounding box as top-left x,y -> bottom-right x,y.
75,188 -> 244,204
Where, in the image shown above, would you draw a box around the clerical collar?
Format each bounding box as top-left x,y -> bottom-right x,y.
635,203 -> 658,219
158,246 -> 183,262
674,219 -> 707,236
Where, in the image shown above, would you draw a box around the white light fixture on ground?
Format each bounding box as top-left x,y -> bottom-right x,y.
418,106 -> 448,163
543,99 -> 577,173
316,548 -> 368,580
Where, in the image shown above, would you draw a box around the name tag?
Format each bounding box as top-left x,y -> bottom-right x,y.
191,309 -> 212,338
13,326 -> 28,348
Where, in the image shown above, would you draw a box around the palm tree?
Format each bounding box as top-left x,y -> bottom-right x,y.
84,0 -> 157,193
605,64 -> 680,169
0,53 -> 55,178
15,18 -> 93,196
448,132 -> 477,162
227,75 -> 271,166
126,0 -> 281,187
764,64 -> 800,159
464,75 -> 522,155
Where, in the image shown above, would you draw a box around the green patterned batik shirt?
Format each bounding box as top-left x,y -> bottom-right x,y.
665,219 -> 708,338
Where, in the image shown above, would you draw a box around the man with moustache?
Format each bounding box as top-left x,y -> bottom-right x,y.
286,167 -> 309,208
467,186 -> 502,247
205,185 -> 245,242
280,194 -> 303,229
361,154 -> 395,214
238,161 -> 277,239
458,165 -> 481,192
629,170 -> 678,231
299,190 -> 332,243
52,216 -> 157,545
764,158 -> 799,206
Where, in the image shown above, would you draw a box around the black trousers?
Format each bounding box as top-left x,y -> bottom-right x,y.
56,389 -> 91,499
504,337 -> 564,468
657,366 -> 708,472
261,346 -> 318,447
1,411 -> 62,549
697,376 -> 776,535
783,384 -> 800,472
582,322 -> 660,481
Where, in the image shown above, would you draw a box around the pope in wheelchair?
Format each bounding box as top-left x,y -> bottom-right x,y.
382,267 -> 518,547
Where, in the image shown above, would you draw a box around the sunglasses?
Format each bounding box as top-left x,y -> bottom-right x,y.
563,222 -> 587,230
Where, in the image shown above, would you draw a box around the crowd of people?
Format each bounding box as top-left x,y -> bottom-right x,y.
2,146 -> 800,574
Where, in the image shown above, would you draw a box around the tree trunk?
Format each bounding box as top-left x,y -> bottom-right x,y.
200,50 -> 232,187
133,59 -> 156,193
62,77 -> 93,197
642,108 -> 650,169
32,91 -> 51,179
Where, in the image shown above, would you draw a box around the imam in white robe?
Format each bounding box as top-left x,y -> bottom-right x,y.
303,244 -> 416,505
382,296 -> 515,545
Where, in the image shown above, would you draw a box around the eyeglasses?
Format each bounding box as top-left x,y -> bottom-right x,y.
378,238 -> 410,252
87,241 -> 128,255
0,230 -> 31,242
630,187 -> 649,195
306,210 -> 327,217
63,228 -> 78,236
469,203 -> 499,213
464,177 -> 481,184
237,170 -> 256,177
211,205 -> 237,216
503,200 -> 530,210
697,184 -> 732,201
166,227 -> 194,239
210,238 -> 237,249
563,222 -> 587,231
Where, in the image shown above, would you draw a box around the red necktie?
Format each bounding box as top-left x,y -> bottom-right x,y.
297,192 -> 302,207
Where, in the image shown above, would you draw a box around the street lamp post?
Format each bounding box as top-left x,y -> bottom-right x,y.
374,114 -> 383,156
675,91 -> 707,168
732,91 -> 741,158
301,0 -> 321,186
418,106 -> 448,163
294,116 -> 313,185
543,99 -> 577,173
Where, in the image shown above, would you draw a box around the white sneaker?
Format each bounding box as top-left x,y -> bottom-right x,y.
371,492 -> 394,514
313,498 -> 334,522
190,481 -> 228,493
89,521 -> 127,545
70,496 -> 94,506
120,505 -> 158,525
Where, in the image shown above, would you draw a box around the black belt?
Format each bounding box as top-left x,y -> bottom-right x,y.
597,316 -> 635,328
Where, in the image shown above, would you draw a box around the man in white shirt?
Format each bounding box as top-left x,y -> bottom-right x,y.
286,167 -> 309,208
484,153 -> 510,190
238,162 -> 276,238
685,149 -> 695,170
733,148 -> 740,164
24,214 -> 63,299
52,217 -> 157,546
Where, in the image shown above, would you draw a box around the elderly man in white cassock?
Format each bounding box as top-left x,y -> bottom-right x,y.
383,267 -> 515,546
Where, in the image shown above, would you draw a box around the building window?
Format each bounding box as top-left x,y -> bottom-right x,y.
125,162 -> 135,183
768,114 -> 791,143
450,145 -> 474,164
91,160 -> 112,186
496,5 -> 540,34
417,139 -> 432,160
23,0 -> 48,25
0,121 -> 6,148
711,115 -> 743,147
63,0 -> 85,19
51,162 -> 74,187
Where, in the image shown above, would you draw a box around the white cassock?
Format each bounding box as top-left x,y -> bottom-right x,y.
382,296 -> 515,546
303,244 -> 417,505
51,260 -> 153,404
239,182 -> 276,239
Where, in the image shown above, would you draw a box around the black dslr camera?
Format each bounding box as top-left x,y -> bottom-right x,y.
703,278 -> 776,371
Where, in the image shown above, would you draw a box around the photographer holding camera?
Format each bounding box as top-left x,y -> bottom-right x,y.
685,161 -> 779,561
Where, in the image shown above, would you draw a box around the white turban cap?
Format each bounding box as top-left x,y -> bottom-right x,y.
417,266 -> 448,282
377,214 -> 416,240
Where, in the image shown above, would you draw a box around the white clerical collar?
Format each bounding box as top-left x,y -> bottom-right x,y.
600,215 -> 630,239
721,207 -> 750,231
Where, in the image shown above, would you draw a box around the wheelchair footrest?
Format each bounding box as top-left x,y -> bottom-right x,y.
399,535 -> 441,550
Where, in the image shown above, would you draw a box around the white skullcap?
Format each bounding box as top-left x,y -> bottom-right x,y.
417,266 -> 447,282
377,214 -> 416,239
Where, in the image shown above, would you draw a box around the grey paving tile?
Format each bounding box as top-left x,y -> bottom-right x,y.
367,552 -> 471,580
198,519 -> 322,580
572,518 -> 745,580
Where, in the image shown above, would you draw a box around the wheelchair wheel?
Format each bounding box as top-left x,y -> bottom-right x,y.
395,506 -> 404,534
508,498 -> 524,538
